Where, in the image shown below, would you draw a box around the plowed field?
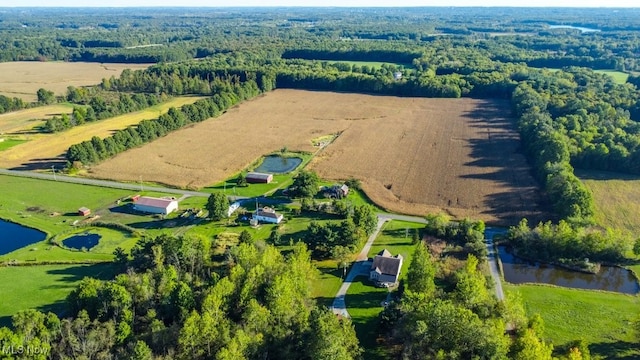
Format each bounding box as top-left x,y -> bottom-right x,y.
88,90 -> 547,225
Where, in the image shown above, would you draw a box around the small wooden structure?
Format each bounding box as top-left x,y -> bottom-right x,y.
78,207 -> 91,216
246,172 -> 273,184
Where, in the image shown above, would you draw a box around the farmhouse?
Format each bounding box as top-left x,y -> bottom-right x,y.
246,172 -> 273,184
78,207 -> 91,216
133,196 -> 179,215
369,249 -> 403,285
324,184 -> 349,198
253,207 -> 283,224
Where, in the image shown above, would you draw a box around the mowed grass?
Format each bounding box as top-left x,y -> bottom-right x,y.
0,263 -> 117,327
594,70 -> 629,84
346,277 -> 391,360
0,96 -> 205,169
305,59 -> 411,69
0,174 -> 132,236
577,169 -> 640,235
0,103 -> 73,134
504,283 -> 640,359
1,227 -> 139,263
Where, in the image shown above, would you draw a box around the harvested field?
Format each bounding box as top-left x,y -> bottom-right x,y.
88,90 -> 547,225
0,104 -> 73,134
0,96 -> 204,170
0,61 -> 150,102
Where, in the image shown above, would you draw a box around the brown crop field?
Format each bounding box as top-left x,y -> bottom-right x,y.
0,97 -> 204,170
88,90 -> 547,225
0,104 -> 74,134
0,62 -> 150,102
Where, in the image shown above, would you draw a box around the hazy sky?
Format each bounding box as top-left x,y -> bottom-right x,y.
2,0 -> 638,7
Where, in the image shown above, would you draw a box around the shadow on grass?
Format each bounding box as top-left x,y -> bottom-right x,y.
45,263 -> 117,283
581,341 -> 639,360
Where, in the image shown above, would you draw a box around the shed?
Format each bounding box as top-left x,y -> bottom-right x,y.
131,194 -> 141,202
78,207 -> 91,216
133,196 -> 179,215
246,172 -> 273,184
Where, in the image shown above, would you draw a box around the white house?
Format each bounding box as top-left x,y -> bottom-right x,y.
133,196 -> 178,215
369,249 -> 403,285
252,207 -> 283,224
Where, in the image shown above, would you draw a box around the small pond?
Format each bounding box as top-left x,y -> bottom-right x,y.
62,233 -> 101,251
497,246 -> 639,294
254,155 -> 302,174
548,24 -> 601,33
0,219 -> 47,255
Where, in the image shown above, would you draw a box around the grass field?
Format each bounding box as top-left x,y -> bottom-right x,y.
0,137 -> 28,151
0,96 -> 204,170
0,103 -> 73,134
0,62 -> 149,102
577,169 -> 640,235
345,278 -> 391,360
594,70 -> 629,84
505,283 -> 640,359
0,263 -> 116,327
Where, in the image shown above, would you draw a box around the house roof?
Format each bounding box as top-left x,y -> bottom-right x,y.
255,209 -> 281,219
135,196 -> 176,209
246,172 -> 272,180
78,207 -> 90,213
371,249 -> 403,277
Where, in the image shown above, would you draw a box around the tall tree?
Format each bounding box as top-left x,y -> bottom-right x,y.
406,242 -> 436,295
207,192 -> 229,221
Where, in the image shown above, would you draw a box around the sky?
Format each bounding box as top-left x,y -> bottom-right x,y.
1,0 -> 638,7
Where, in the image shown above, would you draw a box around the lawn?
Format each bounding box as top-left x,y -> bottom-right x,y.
368,220 -> 422,271
305,59 -> 411,69
0,174 -> 133,236
504,283 -> 640,359
312,259 -> 344,308
345,277 -> 391,360
0,263 -> 116,327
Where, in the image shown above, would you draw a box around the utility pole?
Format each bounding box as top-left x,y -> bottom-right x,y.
139,176 -> 143,192
51,165 -> 56,181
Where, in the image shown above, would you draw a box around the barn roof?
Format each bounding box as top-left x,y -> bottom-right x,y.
255,209 -> 281,218
135,196 -> 176,209
371,249 -> 403,277
246,172 -> 272,180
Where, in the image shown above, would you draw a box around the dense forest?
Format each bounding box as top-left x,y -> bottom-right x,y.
1,6 -> 640,359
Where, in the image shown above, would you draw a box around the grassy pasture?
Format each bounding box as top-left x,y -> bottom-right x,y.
594,69 -> 629,84
0,62 -> 149,102
0,137 -> 28,151
325,60 -> 411,69
0,103 -> 73,134
0,96 -> 204,170
505,283 -> 640,359
577,169 -> 640,236
0,263 -> 116,327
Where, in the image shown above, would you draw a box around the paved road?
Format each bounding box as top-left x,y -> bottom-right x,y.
485,228 -> 506,301
0,169 -> 210,198
378,213 -> 427,225
332,217 -> 389,318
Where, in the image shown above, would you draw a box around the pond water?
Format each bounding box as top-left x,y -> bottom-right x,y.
497,246 -> 639,294
62,233 -> 101,250
548,24 -> 601,33
0,219 -> 47,255
254,155 -> 302,174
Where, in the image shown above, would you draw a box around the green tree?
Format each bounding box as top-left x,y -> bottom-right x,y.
207,192 -> 229,221
352,204 -> 378,236
305,307 -> 362,360
291,170 -> 320,198
331,245 -> 352,278
239,230 -> 254,245
36,87 -> 55,104
406,242 -> 436,295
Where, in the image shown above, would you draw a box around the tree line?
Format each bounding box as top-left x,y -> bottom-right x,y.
65,78 -> 261,166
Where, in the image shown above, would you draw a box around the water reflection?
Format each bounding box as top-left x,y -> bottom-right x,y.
498,246 -> 639,294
